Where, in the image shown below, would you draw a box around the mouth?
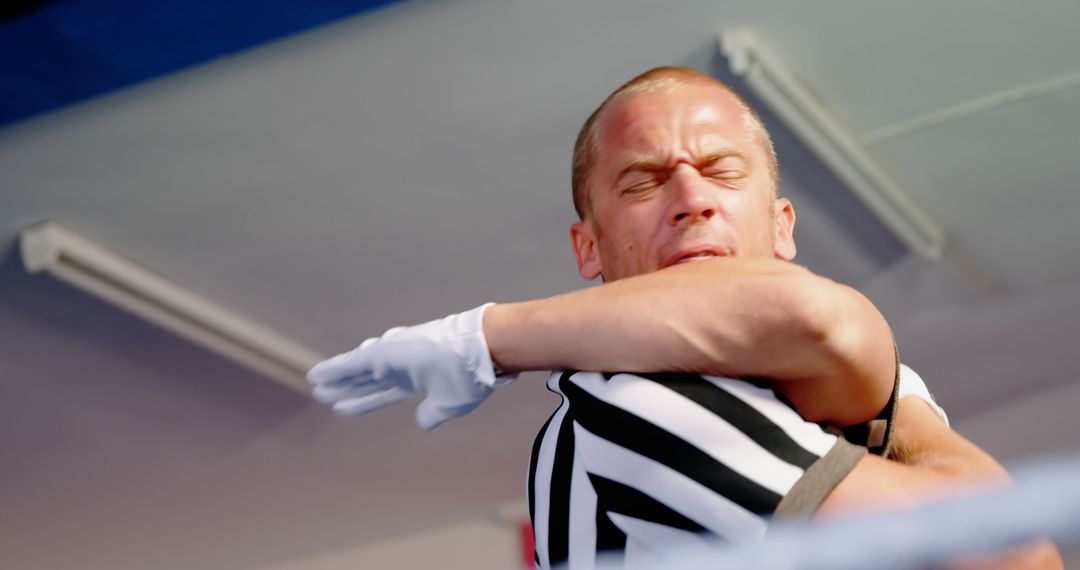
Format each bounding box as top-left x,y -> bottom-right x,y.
664,248 -> 729,267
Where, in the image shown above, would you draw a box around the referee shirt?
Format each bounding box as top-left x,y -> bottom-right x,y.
527,370 -> 868,569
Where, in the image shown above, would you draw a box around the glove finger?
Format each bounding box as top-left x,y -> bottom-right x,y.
311,370 -> 380,392
312,378 -> 383,405
331,386 -> 413,416
381,326 -> 409,339
416,399 -> 484,431
306,338 -> 379,385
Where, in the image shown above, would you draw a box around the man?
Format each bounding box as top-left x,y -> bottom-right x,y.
308,67 -> 1061,568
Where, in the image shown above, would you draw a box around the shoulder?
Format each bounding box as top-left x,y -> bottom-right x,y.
552,370 -> 819,433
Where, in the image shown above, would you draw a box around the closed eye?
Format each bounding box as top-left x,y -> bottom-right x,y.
620,175 -> 665,196
621,184 -> 658,197
700,153 -> 749,181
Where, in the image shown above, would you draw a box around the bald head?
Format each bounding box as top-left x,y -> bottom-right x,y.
571,67 -> 779,220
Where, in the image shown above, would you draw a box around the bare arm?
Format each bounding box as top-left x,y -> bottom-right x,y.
484,257 -> 895,426
817,398 -> 1064,569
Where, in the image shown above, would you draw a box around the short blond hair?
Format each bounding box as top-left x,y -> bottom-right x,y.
571,66 -> 779,220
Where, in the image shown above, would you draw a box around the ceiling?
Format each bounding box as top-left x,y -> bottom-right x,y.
2,0 -> 1079,568
0,0 -> 399,127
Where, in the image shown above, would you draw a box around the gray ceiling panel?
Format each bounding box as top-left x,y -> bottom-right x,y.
3,0 -> 1079,566
869,85 -> 1080,290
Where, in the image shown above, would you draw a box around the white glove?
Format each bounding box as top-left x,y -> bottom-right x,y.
898,363 -> 949,426
306,303 -> 518,430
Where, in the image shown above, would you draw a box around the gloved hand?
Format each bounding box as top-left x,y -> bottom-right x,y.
306,303 -> 518,430
898,363 -> 949,426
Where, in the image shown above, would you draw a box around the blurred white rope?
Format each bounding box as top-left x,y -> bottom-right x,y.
590,454 -> 1080,570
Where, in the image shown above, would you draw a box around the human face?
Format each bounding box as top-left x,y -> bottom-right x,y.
570,84 -> 796,282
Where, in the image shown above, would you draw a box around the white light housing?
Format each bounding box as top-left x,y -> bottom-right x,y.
19,222 -> 323,394
720,30 -> 945,260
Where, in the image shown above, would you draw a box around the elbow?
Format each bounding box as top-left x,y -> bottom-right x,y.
796,278 -> 896,424
788,276 -> 863,354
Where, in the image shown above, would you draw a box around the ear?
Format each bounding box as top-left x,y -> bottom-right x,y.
772,197 -> 797,261
570,220 -> 603,280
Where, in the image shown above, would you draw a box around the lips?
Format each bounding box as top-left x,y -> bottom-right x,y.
675,252 -> 720,264
663,247 -> 729,267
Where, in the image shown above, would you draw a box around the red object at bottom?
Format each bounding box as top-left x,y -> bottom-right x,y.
520,520 -> 536,569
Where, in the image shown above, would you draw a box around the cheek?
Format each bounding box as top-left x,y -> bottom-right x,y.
620,209 -> 662,252
743,204 -> 780,253
596,211 -> 659,275
599,222 -> 641,260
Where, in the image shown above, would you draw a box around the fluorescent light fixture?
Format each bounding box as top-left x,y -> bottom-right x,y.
19,222 -> 323,394
720,30 -> 946,260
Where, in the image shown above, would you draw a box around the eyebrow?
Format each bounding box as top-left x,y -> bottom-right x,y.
613,159 -> 667,184
613,150 -> 751,185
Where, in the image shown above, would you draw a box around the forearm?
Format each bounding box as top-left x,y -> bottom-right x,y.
890,398 -> 1008,480
890,399 -> 1063,569
943,542 -> 1063,570
487,259 -> 800,372
484,258 -> 895,425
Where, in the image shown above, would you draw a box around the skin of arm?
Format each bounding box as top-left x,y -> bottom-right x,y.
817,397 -> 1064,569
484,257 -> 895,426
484,253 -> 1062,565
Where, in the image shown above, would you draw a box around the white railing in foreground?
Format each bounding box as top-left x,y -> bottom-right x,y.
589,453 -> 1080,569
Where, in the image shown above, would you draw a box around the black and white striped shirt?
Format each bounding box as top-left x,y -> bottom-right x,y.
527,370 -> 865,569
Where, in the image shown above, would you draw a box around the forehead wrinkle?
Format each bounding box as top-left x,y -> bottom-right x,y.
593,85 -> 766,190
689,132 -> 747,161
614,132 -> 750,173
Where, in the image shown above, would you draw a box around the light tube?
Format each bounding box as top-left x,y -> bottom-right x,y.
19,222 -> 322,394
720,30 -> 946,259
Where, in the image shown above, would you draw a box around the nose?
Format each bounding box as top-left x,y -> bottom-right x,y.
667,163 -> 719,225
